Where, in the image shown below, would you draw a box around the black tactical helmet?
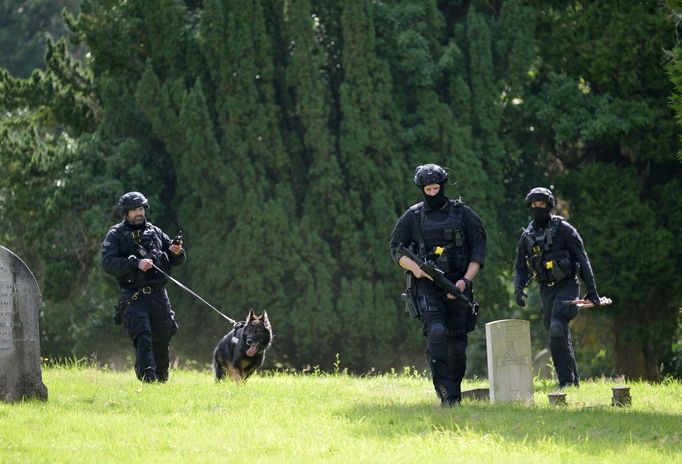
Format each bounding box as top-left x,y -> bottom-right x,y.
413,164 -> 448,187
118,191 -> 149,213
525,187 -> 556,208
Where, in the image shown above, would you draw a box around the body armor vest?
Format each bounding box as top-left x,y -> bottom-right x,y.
112,221 -> 170,286
416,199 -> 468,277
522,216 -> 575,285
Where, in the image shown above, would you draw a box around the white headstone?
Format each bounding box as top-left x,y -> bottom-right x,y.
485,319 -> 533,404
0,246 -> 48,402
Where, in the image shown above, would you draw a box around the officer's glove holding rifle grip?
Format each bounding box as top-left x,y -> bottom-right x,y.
515,289 -> 527,307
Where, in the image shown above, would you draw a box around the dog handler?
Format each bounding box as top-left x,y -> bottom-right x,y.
513,187 -> 601,388
101,192 -> 186,383
389,164 -> 486,406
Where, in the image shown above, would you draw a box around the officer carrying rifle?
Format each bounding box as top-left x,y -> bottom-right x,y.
389,164 -> 486,407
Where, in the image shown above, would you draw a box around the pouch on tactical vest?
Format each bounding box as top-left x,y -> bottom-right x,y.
524,218 -> 576,285
541,250 -> 575,284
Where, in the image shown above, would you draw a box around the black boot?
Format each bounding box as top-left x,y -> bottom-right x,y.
441,396 -> 461,408
156,369 -> 168,383
138,367 -> 157,383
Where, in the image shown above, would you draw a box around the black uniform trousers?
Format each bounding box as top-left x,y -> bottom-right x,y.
122,287 -> 178,382
417,279 -> 471,403
540,279 -> 580,386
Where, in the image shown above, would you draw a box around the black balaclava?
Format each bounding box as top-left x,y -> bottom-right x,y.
423,183 -> 448,209
530,206 -> 551,227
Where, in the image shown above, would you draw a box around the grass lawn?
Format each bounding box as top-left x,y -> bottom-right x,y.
0,366 -> 680,463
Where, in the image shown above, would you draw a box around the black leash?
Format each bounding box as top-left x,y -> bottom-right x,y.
151,262 -> 237,324
131,236 -> 237,324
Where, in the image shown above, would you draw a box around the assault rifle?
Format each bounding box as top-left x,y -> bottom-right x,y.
396,246 -> 475,310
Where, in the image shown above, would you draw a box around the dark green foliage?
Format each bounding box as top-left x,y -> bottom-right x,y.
529,0 -> 682,379
0,0 -> 80,77
556,165 -> 675,379
1,0 -> 680,378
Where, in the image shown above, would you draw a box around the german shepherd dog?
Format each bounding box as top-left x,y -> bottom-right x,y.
213,310 -> 273,382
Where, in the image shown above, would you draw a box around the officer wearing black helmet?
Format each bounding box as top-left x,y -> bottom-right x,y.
101,192 -> 186,383
513,187 -> 600,388
390,164 -> 486,406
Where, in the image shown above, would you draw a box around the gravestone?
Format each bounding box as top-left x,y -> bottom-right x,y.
485,319 -> 534,404
532,348 -> 553,380
0,246 -> 48,402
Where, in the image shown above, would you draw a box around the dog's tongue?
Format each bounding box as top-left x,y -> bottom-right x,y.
246,343 -> 259,357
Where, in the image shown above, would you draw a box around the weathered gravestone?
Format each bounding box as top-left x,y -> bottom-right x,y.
0,246 -> 48,402
485,319 -> 534,404
532,347 -> 553,380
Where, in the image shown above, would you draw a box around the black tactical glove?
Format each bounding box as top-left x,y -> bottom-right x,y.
515,289 -> 527,307
585,290 -> 601,306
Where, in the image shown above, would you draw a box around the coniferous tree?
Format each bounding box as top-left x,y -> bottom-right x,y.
527,0 -> 682,379
334,0 -> 407,367
2,0 -> 680,377
277,0 -> 343,363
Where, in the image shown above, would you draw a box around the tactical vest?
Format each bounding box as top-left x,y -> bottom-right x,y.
113,221 -> 170,286
413,199 -> 469,276
131,226 -> 162,257
522,216 -> 575,285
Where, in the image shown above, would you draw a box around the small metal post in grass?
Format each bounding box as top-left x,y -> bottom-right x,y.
547,392 -> 566,406
611,385 -> 631,407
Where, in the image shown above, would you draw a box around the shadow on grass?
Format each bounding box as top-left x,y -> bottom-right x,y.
340,398 -> 681,454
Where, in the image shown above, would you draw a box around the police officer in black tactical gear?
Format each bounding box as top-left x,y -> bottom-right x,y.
513,187 -> 601,389
101,192 -> 186,383
390,164 -> 486,406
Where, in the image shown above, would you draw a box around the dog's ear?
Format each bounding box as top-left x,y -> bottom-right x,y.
247,308 -> 256,321
262,310 -> 271,330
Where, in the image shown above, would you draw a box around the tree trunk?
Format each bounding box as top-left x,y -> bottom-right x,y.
613,308 -> 661,382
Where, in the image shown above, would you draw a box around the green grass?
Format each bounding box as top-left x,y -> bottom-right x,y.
0,367 -> 680,463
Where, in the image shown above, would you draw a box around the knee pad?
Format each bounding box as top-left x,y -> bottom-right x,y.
427,323 -> 448,359
549,319 -> 567,339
